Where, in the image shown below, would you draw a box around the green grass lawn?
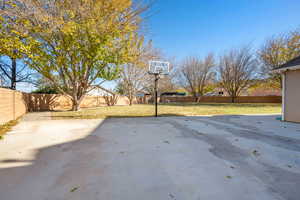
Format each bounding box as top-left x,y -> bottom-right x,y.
51,103 -> 282,119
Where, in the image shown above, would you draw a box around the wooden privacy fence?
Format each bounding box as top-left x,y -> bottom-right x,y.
26,94 -> 148,111
160,96 -> 282,103
0,88 -> 148,125
0,88 -> 29,125
0,87 -> 282,125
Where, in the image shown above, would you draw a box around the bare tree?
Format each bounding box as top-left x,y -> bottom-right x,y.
89,85 -> 119,106
259,29 -> 300,88
218,47 -> 258,103
117,63 -> 176,104
117,63 -> 148,105
117,43 -> 162,105
0,65 -> 7,86
0,56 -> 34,89
140,73 -> 175,100
177,54 -> 215,97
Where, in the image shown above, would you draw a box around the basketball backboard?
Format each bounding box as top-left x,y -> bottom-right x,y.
148,61 -> 170,75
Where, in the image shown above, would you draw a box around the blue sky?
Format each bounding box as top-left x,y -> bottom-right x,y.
17,0 -> 300,91
145,0 -> 300,60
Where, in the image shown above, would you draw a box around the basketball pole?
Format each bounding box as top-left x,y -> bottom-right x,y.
149,60 -> 169,118
154,74 -> 159,117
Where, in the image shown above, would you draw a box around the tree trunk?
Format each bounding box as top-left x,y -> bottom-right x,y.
104,95 -> 118,106
71,101 -> 80,111
71,97 -> 81,111
231,96 -> 235,103
11,57 -> 16,90
279,75 -> 283,89
194,92 -> 199,102
128,94 -> 133,106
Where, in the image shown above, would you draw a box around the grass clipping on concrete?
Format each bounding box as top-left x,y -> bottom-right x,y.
0,119 -> 19,139
51,103 -> 281,119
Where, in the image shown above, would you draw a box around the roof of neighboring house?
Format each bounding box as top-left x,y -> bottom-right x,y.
0,86 -> 11,89
161,92 -> 186,96
273,55 -> 300,72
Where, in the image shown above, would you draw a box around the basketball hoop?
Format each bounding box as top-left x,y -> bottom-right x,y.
148,61 -> 170,75
148,60 -> 170,117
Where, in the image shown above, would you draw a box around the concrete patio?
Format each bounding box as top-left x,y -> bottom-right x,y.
0,114 -> 300,200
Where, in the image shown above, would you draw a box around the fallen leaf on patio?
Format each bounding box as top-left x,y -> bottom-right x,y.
169,193 -> 175,199
252,150 -> 260,156
70,187 -> 79,192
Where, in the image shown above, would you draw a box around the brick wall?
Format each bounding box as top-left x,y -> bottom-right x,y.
0,88 -> 28,125
160,96 -> 282,103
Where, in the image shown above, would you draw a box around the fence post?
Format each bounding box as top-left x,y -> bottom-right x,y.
13,90 -> 16,120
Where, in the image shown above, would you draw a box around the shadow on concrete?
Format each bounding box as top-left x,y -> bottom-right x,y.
0,159 -> 34,163
0,119 -> 105,199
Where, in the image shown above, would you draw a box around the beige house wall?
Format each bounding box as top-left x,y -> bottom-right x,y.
284,69 -> 300,123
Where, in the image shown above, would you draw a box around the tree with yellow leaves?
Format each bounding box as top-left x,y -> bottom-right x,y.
1,0 -> 148,110
259,29 -> 300,88
0,8 -> 35,89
